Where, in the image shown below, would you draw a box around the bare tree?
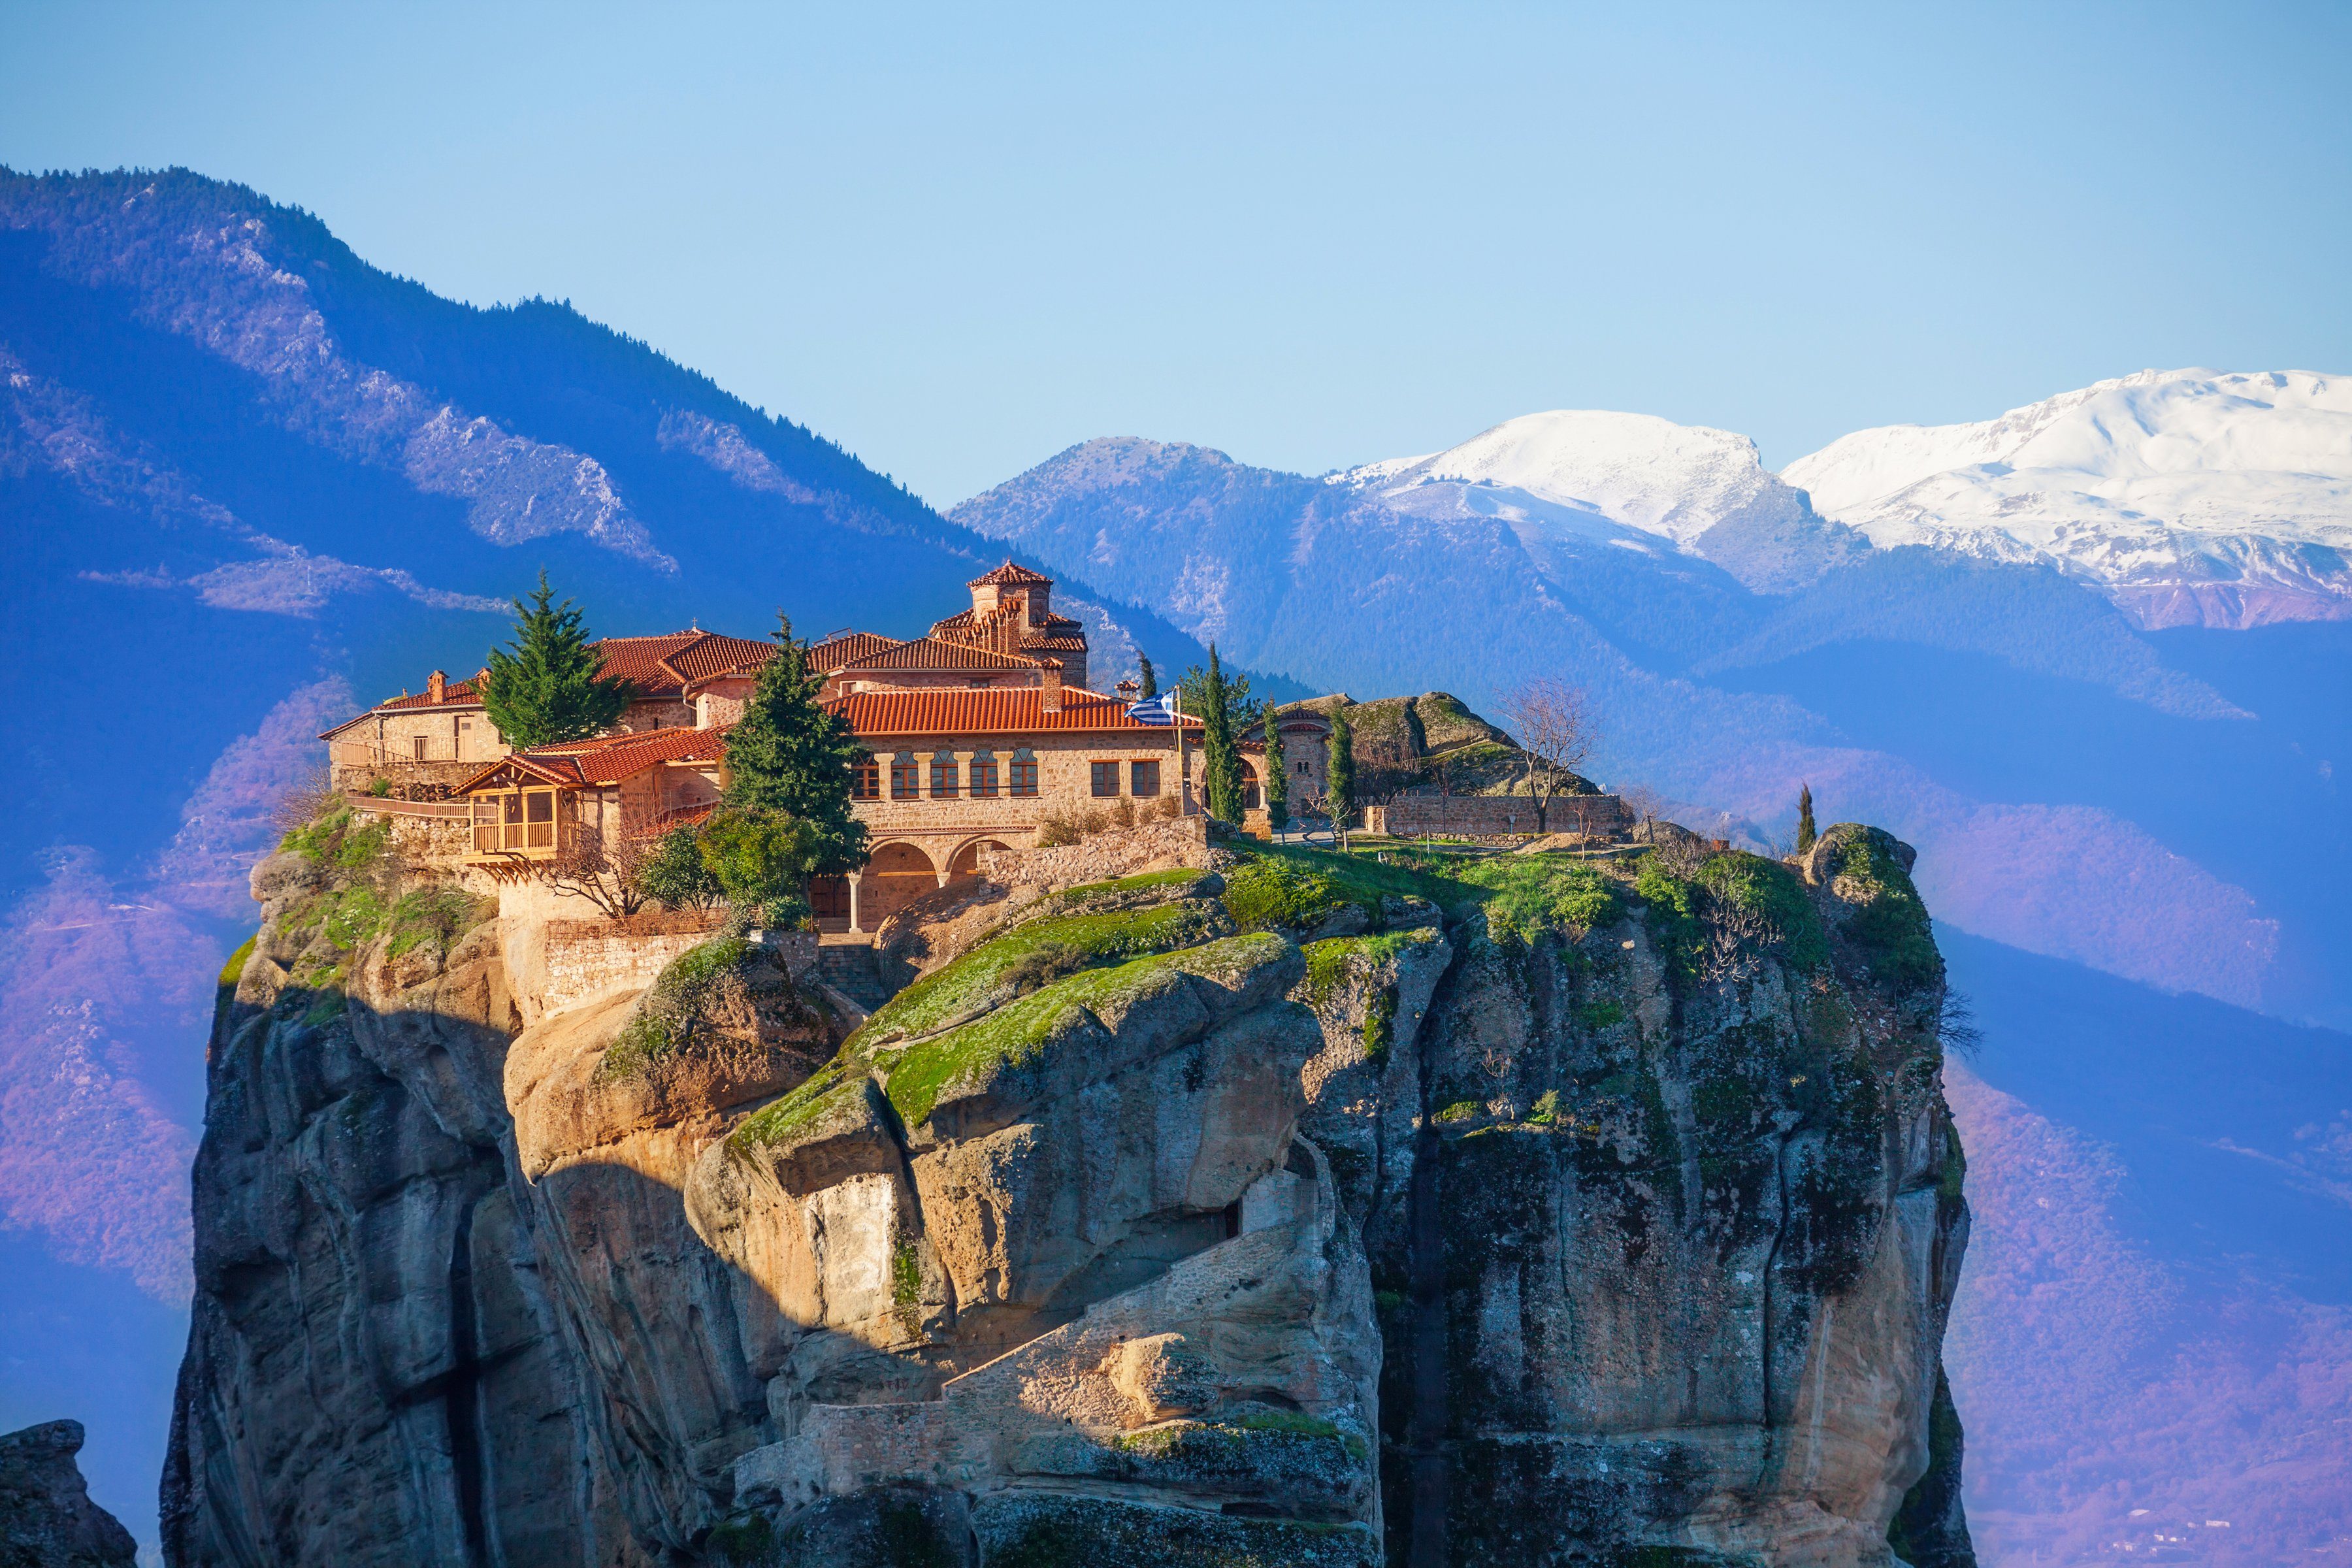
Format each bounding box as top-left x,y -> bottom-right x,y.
1501,678 -> 1599,834
274,763 -> 344,835
1618,782 -> 1666,841
536,813 -> 659,921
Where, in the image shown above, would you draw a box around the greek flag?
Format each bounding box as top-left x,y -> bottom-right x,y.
1126,694 -> 1175,726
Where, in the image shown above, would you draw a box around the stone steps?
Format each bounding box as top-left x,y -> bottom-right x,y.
817,939 -> 898,1014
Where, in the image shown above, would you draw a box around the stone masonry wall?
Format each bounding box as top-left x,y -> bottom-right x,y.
1371,791 -> 1629,838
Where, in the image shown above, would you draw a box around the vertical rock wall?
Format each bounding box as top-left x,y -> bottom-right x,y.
165,821 -> 1972,1567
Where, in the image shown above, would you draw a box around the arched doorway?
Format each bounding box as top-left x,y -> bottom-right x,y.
947,839 -> 1011,882
862,841 -> 939,926
1240,761 -> 1261,810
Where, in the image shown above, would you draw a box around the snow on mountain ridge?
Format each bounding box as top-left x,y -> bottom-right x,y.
1782,368 -> 2352,628
1335,408 -> 1809,547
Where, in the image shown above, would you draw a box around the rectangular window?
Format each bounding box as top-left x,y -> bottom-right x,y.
851,754 -> 880,800
412,734 -> 429,760
930,754 -> 959,797
1091,760 -> 1120,798
472,796 -> 499,854
1010,754 -> 1039,797
970,754 -> 999,797
525,789 -> 556,849
502,791 -> 525,849
891,755 -> 920,800
1130,759 -> 1160,797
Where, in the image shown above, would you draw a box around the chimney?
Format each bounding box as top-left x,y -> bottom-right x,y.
427,670 -> 447,704
1041,659 -> 1063,713
1117,677 -> 1139,701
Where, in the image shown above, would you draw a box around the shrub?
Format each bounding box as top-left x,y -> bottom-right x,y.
698,808 -> 820,918
638,825 -> 722,910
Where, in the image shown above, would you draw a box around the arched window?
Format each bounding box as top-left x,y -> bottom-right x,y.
850,752 -> 880,800
1009,747 -> 1039,798
930,748 -> 960,798
969,748 -> 1000,798
890,751 -> 920,800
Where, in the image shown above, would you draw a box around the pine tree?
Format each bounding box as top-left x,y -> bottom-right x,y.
1137,653 -> 1158,700
480,570 -> 630,749
1262,707 -> 1290,834
1326,705 -> 1356,827
1200,646 -> 1247,823
1796,782 -> 1817,855
723,612 -> 870,874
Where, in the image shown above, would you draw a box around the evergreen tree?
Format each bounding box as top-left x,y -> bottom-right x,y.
1262,707 -> 1290,833
480,570 -> 630,749
723,612 -> 870,874
1199,645 -> 1247,823
1326,705 -> 1356,827
1137,653 -> 1158,700
1796,782 -> 1818,855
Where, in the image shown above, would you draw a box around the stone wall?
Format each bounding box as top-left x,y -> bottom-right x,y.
1369,791 -> 1629,839
532,913 -> 735,1019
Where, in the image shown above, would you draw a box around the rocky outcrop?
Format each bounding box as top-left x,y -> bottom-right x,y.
167,815 -> 1972,1566
0,1422 -> 137,1568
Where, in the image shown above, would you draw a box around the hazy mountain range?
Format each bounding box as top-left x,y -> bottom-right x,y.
2,164 -> 2347,1563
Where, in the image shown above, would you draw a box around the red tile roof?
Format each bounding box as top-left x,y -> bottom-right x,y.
593,630 -> 776,696
967,560 -> 1053,587
834,636 -> 1042,673
826,688 -> 1199,737
454,724 -> 734,792
808,632 -> 907,673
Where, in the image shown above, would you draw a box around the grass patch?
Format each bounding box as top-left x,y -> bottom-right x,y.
730,1059 -> 861,1150
1443,855 -> 1621,941
602,936 -> 755,1080
1221,841 -> 1452,932
891,1237 -> 923,1336
881,934 -> 1285,1130
386,886 -> 483,960
1833,831 -> 1942,992
1299,929 -> 1422,1007
857,898 -> 1226,1045
1695,851 -> 1828,969
1056,867 -> 1209,903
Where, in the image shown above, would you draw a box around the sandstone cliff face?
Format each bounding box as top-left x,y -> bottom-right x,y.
167,814 -> 1972,1567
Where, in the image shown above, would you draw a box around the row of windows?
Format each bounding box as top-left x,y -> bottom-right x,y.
848,750 -> 1163,802
853,749 -> 1041,800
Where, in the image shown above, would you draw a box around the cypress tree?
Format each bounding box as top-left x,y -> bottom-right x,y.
1326,705 -> 1356,827
1200,646 -> 1246,823
480,570 -> 630,749
1137,653 -> 1158,700
723,612 -> 870,874
1262,707 -> 1290,834
1797,782 -> 1818,855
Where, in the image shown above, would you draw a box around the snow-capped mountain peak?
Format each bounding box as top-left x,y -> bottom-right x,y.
1782,368 -> 2352,627
1336,408 -> 1804,547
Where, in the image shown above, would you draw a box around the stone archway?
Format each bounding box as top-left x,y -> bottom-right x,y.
861,841 -> 939,927
947,838 -> 1011,883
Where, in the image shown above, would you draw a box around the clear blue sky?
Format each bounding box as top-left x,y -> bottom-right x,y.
3,1 -> 2346,507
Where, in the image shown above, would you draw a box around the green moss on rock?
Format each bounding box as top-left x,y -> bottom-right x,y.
860,896 -> 1227,1045
881,934 -> 1288,1130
